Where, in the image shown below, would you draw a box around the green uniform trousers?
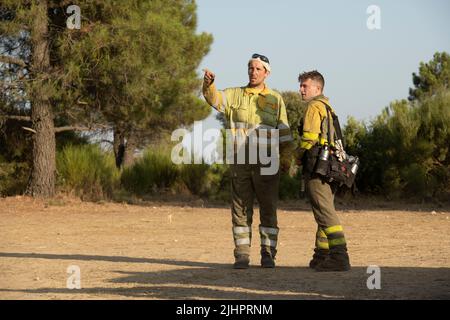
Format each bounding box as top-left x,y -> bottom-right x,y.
306,175 -> 347,251
230,164 -> 280,258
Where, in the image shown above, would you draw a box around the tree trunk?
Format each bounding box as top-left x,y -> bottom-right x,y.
113,128 -> 125,169
123,135 -> 137,168
113,128 -> 137,169
27,0 -> 56,197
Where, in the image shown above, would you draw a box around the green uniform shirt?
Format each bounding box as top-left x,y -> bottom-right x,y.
203,82 -> 295,161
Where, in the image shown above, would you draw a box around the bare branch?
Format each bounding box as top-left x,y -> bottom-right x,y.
100,139 -> 114,145
54,126 -> 92,133
22,126 -> 36,133
0,114 -> 31,121
54,124 -> 111,133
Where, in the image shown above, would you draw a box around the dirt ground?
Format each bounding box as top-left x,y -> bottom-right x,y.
0,196 -> 449,300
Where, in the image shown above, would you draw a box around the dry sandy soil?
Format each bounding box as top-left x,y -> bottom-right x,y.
0,196 -> 449,300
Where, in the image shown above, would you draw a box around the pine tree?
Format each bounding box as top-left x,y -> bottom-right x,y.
0,0 -> 212,197
281,90 -> 307,144
59,1 -> 212,168
408,51 -> 450,101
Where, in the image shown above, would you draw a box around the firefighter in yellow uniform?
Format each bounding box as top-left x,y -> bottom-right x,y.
202,54 -> 294,269
297,70 -> 351,272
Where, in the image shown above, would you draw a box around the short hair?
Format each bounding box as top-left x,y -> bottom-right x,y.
298,70 -> 325,90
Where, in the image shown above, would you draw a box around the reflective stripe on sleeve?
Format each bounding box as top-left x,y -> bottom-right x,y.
302,131 -> 319,141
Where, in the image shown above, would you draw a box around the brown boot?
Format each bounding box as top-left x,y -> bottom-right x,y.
233,255 -> 250,269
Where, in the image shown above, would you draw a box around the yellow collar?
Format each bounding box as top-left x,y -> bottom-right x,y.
244,84 -> 270,96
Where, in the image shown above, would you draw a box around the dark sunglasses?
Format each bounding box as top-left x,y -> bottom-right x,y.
252,53 -> 270,64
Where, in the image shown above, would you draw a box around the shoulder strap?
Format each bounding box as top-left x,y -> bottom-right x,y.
319,101 -> 346,149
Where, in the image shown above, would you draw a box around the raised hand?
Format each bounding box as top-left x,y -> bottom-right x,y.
202,68 -> 215,86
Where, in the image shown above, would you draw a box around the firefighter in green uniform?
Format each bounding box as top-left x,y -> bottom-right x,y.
202,54 -> 294,269
297,70 -> 351,272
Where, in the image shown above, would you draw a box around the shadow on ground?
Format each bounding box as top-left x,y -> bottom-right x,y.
1,252 -> 449,299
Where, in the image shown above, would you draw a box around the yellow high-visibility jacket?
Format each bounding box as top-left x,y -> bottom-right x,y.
299,94 -> 336,152
203,81 -> 295,163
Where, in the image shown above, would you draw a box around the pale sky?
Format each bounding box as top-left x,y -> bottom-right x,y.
182,0 -> 450,160
195,0 -> 450,128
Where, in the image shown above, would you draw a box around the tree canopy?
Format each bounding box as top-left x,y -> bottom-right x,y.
0,0 -> 213,196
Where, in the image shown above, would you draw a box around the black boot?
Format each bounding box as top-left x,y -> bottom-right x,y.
260,246 -> 276,268
315,246 -> 351,272
261,252 -> 275,268
309,248 -> 329,269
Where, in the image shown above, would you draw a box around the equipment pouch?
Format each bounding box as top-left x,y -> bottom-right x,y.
303,145 -> 320,174
327,155 -> 355,188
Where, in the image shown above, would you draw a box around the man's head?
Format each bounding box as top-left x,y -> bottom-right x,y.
298,70 -> 325,101
248,53 -> 270,88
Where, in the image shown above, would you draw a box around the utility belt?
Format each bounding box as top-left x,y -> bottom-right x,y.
303,144 -> 359,188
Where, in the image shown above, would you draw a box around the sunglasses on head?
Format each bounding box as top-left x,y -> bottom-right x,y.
252,53 -> 270,64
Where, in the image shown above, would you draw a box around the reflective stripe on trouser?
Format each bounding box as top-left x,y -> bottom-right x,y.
306,176 -> 347,250
324,225 -> 347,248
259,225 -> 279,256
315,227 -> 329,250
232,226 -> 251,248
231,164 -> 279,257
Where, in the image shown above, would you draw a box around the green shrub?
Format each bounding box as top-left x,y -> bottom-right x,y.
279,172 -> 300,200
179,162 -> 231,200
207,163 -> 231,201
56,144 -> 119,200
121,149 -> 179,195
0,161 -> 29,196
401,163 -> 428,197
180,163 -> 211,196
